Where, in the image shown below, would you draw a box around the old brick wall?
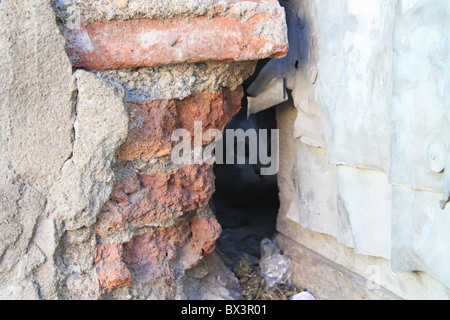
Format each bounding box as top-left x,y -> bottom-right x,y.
52,0 -> 288,299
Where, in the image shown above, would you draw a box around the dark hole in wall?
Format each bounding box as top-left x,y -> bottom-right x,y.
212,59 -> 280,268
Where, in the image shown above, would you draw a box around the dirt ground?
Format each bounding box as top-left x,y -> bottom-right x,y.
211,198 -> 305,300
213,201 -> 278,267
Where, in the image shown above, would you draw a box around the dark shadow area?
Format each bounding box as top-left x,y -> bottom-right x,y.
212,59 -> 281,268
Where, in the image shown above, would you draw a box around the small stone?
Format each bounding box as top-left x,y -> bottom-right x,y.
116,0 -> 128,9
290,291 -> 315,300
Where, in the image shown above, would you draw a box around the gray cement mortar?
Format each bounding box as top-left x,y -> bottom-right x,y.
96,61 -> 257,101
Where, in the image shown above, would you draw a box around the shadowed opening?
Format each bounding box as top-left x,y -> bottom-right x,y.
212,59 -> 281,269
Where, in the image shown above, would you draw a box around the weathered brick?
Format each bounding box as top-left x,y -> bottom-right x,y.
94,209 -> 221,289
122,219 -> 191,280
62,12 -> 288,70
181,215 -> 222,269
95,243 -> 132,292
95,163 -> 215,238
115,86 -> 243,162
122,212 -> 221,281
116,99 -> 178,162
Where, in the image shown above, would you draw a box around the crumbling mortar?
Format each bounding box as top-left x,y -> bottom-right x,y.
94,61 -> 256,101
52,0 -> 280,25
95,206 -> 202,245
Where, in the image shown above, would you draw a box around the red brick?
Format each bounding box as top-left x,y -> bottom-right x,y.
181,216 -> 222,269
95,163 -> 215,238
122,219 -> 191,280
95,210 -> 221,289
115,86 -> 243,162
122,214 -> 221,281
62,13 -> 288,70
116,99 -> 178,162
95,243 -> 132,292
